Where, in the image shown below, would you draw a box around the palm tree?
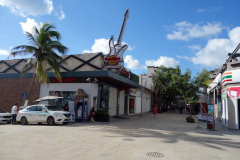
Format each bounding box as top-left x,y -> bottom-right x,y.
8,23 -> 68,101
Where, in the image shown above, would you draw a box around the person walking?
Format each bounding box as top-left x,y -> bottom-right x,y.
153,105 -> 158,119
167,105 -> 170,113
90,107 -> 95,122
180,105 -> 183,114
11,103 -> 18,125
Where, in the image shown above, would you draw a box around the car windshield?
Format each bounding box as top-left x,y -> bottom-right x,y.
0,109 -> 6,113
45,106 -> 63,111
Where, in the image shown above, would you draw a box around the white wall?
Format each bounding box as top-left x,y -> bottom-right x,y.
133,91 -> 151,114
135,97 -> 141,113
109,87 -> 117,116
119,90 -> 125,115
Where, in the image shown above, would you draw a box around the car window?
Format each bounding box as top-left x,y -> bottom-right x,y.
45,106 -> 63,111
27,106 -> 37,111
36,106 -> 46,111
0,109 -> 6,113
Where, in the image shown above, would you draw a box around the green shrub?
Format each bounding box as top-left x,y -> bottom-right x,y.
186,116 -> 195,123
96,108 -> 109,115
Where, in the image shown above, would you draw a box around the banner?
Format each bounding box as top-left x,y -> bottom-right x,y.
199,113 -> 213,122
208,105 -> 214,114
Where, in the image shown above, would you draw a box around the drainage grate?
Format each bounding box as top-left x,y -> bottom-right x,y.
122,138 -> 135,141
146,152 -> 164,158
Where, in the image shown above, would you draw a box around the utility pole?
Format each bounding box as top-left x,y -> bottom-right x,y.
141,74 -> 142,117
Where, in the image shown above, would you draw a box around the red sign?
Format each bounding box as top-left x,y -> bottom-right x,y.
52,78 -> 77,83
122,87 -> 129,91
120,69 -> 130,78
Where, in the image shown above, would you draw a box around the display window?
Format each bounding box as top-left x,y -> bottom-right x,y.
48,91 -> 76,109
99,86 -> 109,109
129,99 -> 134,113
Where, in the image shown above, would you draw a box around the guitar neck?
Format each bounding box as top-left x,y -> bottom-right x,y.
117,9 -> 129,45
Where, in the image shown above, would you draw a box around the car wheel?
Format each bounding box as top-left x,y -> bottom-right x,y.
47,117 -> 55,126
21,117 -> 28,125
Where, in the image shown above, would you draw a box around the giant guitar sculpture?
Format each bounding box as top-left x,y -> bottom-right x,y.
104,9 -> 129,72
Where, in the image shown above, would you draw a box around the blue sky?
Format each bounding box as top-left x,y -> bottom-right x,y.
0,0 -> 240,76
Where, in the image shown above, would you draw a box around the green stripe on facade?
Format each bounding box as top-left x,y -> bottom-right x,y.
226,75 -> 232,79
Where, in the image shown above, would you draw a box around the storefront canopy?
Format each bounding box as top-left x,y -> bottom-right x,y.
1,70 -> 140,88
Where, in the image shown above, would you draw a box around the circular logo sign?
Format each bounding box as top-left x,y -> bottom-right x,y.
108,55 -> 118,65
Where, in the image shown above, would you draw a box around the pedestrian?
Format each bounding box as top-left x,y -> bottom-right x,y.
11,103 -> 18,125
63,104 -> 69,111
153,105 -> 158,119
180,105 -> 183,114
90,107 -> 95,122
167,105 -> 170,113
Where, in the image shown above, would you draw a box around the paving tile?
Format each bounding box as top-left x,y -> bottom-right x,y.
1,112 -> 240,160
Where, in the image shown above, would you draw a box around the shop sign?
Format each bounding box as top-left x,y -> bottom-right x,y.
51,78 -> 77,83
119,68 -> 130,78
121,87 -> 129,91
130,89 -> 136,95
222,69 -> 240,86
104,10 -> 129,72
199,113 -> 213,122
208,105 -> 214,114
209,99 -> 214,105
227,86 -> 240,98
222,88 -> 227,99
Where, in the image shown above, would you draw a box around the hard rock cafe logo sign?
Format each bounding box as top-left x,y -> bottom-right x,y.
104,9 -> 129,72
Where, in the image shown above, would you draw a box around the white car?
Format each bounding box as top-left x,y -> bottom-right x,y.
0,108 -> 12,124
17,105 -> 71,125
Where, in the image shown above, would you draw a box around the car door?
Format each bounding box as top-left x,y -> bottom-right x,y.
35,106 -> 48,122
26,106 -> 37,122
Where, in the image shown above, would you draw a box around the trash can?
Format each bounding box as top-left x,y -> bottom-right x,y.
207,122 -> 213,129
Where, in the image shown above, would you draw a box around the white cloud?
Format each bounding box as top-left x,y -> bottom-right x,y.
176,55 -> 190,60
145,56 -> 180,68
183,27 -> 240,68
196,6 -> 222,13
167,21 -> 223,41
0,49 -> 9,55
0,0 -> 53,17
124,55 -> 146,69
196,9 -> 205,13
58,10 -> 65,20
83,38 -> 135,54
188,45 -> 201,51
20,18 -> 41,34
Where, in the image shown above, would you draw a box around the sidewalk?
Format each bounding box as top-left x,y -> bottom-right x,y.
0,112 -> 240,160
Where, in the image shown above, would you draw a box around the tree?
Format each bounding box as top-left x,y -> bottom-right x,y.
8,23 -> 68,101
174,68 -> 210,118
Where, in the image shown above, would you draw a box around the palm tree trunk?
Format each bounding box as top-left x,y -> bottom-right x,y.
26,75 -> 35,102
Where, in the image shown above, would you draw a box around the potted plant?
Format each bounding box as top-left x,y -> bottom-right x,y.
95,108 -> 110,122
186,116 -> 195,123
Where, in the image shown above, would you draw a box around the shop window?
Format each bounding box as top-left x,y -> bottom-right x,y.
93,97 -> 98,111
99,86 -> 109,109
48,91 -> 76,109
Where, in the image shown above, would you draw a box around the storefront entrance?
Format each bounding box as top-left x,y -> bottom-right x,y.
129,99 -> 135,114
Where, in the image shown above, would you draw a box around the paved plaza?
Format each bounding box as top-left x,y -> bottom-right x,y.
1,111 -> 240,160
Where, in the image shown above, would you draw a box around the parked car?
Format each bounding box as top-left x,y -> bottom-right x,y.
17,104 -> 71,125
0,108 -> 12,124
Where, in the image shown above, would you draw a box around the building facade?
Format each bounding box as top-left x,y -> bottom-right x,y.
0,53 -> 148,119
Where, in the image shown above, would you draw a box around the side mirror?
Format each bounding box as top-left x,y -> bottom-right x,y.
42,109 -> 47,112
